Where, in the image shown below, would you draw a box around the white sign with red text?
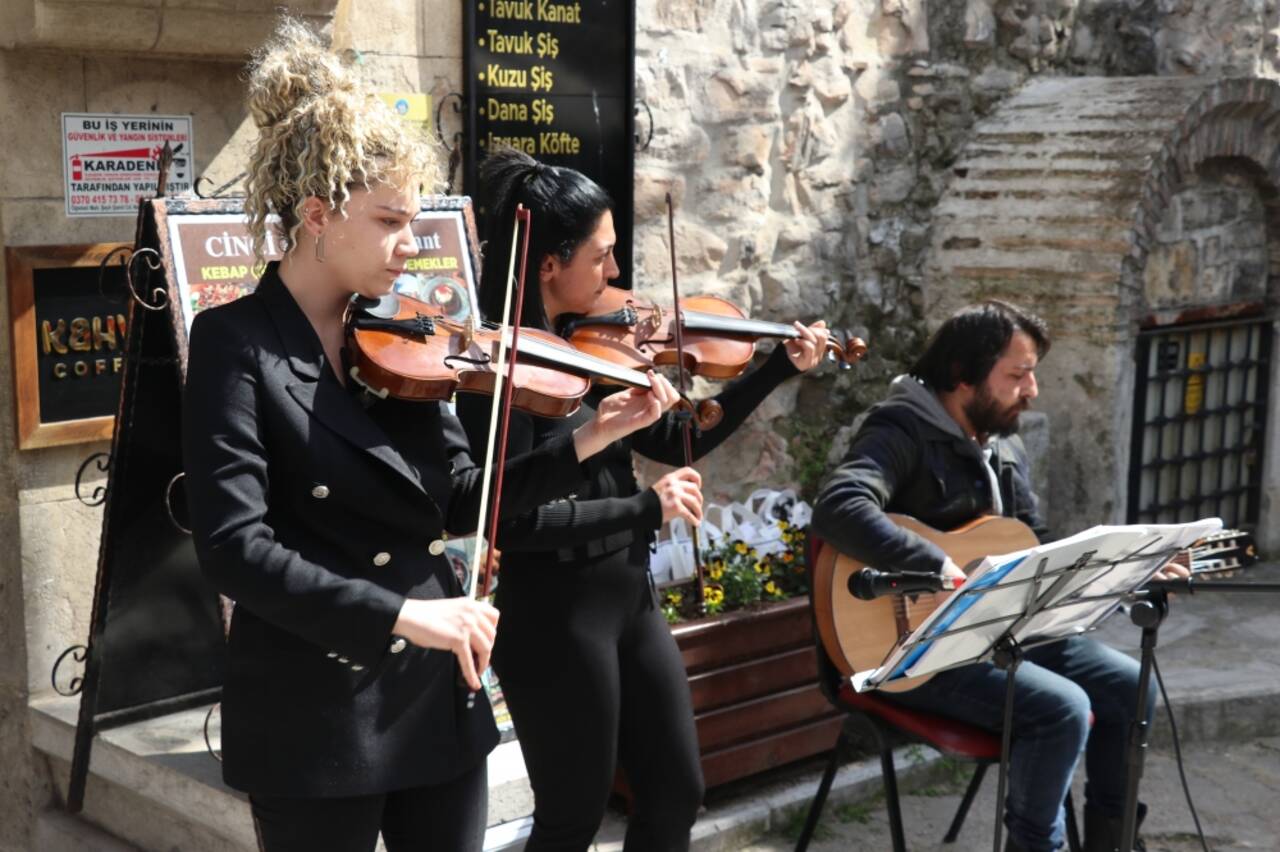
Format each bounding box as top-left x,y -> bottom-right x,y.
62,113 -> 194,217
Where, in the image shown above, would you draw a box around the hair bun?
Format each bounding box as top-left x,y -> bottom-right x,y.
246,18 -> 356,129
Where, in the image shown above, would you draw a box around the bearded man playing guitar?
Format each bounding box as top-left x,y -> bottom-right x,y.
812,301 -> 1189,852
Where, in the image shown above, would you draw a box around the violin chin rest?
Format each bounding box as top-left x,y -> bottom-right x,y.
351,293 -> 401,319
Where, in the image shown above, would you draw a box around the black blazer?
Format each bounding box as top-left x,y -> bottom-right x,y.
182,264 -> 588,797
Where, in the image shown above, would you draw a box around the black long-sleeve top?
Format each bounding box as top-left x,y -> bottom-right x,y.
457,345 -> 799,568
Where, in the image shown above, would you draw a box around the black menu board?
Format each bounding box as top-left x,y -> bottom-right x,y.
464,0 -> 636,284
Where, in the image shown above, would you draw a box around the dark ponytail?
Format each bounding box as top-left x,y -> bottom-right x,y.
476,147 -> 613,330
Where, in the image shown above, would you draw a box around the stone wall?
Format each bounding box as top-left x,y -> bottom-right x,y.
1145,172 -> 1270,310
628,0 -> 1280,510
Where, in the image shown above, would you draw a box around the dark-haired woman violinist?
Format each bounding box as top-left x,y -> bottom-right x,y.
459,148 -> 831,851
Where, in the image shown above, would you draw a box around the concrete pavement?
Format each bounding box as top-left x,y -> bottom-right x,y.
594,563 -> 1280,850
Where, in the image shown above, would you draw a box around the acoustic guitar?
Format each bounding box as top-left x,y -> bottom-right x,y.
811,515 -> 1256,693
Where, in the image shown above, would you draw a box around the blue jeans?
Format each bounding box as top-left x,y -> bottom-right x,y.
887,636 -> 1155,852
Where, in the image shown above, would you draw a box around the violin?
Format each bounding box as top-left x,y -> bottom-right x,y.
557,285 -> 868,381
343,290 -> 723,427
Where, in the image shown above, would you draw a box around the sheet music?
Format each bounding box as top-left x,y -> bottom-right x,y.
1016,519 -> 1221,642
903,526 -> 1155,679
850,518 -> 1223,692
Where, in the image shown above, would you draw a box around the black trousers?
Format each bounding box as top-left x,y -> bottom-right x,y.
493,552 -> 704,851
250,761 -> 487,852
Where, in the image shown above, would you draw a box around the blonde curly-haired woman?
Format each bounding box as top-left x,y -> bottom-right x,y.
181,20 -> 678,851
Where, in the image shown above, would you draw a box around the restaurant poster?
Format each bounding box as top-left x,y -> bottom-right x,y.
166,209 -> 480,332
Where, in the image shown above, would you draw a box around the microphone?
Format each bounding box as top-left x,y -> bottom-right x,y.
847,568 -> 958,601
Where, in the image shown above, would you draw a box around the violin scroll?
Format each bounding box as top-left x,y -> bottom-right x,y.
694,399 -> 723,431
826,331 -> 869,370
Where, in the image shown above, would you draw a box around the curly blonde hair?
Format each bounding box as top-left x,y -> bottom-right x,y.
243,18 -> 439,262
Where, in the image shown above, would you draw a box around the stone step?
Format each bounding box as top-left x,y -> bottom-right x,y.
34,809 -> 139,852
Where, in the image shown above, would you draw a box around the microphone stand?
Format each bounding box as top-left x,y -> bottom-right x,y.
1118,575 -> 1280,851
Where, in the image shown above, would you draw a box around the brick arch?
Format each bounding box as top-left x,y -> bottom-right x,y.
1125,78 -> 1280,310
922,75 -> 1280,536
927,76 -> 1280,331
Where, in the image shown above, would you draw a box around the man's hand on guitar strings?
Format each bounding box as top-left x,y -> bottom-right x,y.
940,557 -> 966,590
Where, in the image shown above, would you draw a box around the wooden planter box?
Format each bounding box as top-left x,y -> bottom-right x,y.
675,597 -> 842,789
616,597 -> 842,801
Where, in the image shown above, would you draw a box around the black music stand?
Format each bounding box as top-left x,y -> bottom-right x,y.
851,519 -> 1222,852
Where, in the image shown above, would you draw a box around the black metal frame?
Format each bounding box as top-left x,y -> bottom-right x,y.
67,196 -> 225,813
1126,315 -> 1273,528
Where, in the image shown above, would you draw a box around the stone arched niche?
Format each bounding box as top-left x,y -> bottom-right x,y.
924,76 -> 1280,542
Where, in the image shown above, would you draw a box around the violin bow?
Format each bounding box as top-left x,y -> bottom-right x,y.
665,193 -> 707,613
465,203 -> 532,704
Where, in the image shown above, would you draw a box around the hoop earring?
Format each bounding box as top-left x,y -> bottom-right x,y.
314,234 -> 326,264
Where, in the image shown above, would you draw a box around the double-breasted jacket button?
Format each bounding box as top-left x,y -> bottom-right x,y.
311,484 -> 330,499
351,663 -> 365,672
326,651 -> 339,658
338,656 -> 350,664
428,539 -> 446,557
389,636 -> 408,655
372,551 -> 392,567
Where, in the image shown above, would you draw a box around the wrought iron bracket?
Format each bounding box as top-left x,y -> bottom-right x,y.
435,92 -> 465,154
125,248 -> 168,311
203,703 -> 222,762
635,98 -> 655,152
436,92 -> 466,194
75,453 -> 111,507
165,473 -> 192,535
194,171 -> 247,199
96,246 -> 133,301
52,645 -> 88,696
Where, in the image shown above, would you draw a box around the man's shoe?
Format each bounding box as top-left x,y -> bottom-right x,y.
1004,836 -> 1027,852
1084,802 -> 1147,852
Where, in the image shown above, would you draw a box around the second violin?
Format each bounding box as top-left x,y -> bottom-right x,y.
344,290 -> 724,427
556,285 -> 868,380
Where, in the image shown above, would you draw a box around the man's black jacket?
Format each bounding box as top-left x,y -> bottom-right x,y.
812,375 -> 1047,574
